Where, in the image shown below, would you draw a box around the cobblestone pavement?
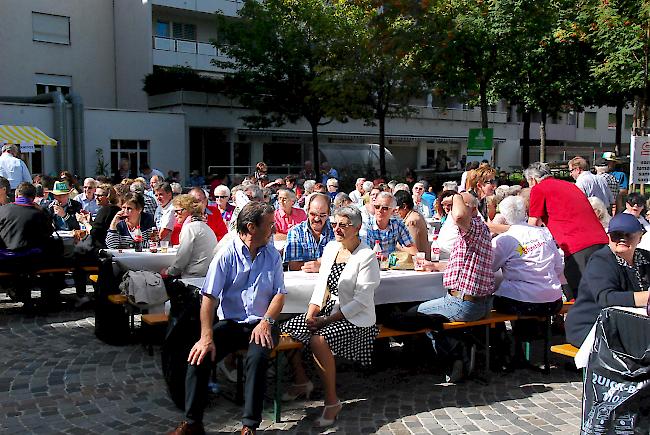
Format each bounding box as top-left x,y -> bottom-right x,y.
0,294 -> 583,434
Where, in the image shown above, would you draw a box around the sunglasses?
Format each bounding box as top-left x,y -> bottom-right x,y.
374,205 -> 391,211
332,222 -> 354,229
96,193 -> 107,197
609,231 -> 638,241
173,208 -> 186,215
215,195 -> 229,199
485,179 -> 498,185
627,202 -> 645,208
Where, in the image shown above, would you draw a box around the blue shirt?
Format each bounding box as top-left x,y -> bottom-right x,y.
73,193 -> 100,218
364,215 -> 413,254
284,219 -> 334,263
422,192 -> 436,215
202,236 -> 285,324
611,170 -> 628,190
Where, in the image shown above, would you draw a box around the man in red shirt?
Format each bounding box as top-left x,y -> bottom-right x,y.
189,187 -> 228,241
525,162 -> 608,299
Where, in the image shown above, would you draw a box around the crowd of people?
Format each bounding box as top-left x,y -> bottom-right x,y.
0,143 -> 647,435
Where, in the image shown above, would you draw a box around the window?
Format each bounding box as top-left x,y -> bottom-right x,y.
566,111 -> 577,126
625,114 -> 634,130
32,12 -> 70,45
110,140 -> 149,178
607,113 -> 616,129
583,111 -> 597,129
155,20 -> 170,38
35,73 -> 71,96
172,22 -> 197,41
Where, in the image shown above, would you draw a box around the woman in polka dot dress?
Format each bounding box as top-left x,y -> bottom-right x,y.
280,206 -> 381,427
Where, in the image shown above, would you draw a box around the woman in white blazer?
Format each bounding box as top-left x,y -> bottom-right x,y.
280,206 -> 380,427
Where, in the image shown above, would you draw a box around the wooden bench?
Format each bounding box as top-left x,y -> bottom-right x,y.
551,343 -> 578,358
141,313 -> 171,355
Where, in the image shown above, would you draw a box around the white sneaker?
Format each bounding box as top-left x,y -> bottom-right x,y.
217,360 -> 238,383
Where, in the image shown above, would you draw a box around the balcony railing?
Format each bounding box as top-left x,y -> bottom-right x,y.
153,36 -> 224,57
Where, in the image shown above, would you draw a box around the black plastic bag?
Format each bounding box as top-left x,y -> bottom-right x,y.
582,307 -> 650,434
161,279 -> 202,410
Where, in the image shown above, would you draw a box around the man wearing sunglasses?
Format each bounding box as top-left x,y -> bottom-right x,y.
364,192 -> 417,257
566,213 -> 650,348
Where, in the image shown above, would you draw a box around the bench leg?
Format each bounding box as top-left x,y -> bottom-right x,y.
274,353 -> 283,424
484,325 -> 490,372
542,317 -> 551,374
235,353 -> 244,405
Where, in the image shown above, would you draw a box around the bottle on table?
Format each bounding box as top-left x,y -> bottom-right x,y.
149,226 -> 159,253
373,240 -> 385,264
430,234 -> 440,262
133,226 -> 143,252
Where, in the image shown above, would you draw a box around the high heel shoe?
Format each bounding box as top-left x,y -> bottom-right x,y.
314,401 -> 342,428
281,380 -> 314,401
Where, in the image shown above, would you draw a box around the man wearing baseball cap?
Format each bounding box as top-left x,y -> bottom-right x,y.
566,213 -> 650,347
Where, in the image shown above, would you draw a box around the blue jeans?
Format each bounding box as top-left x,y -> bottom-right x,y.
416,293 -> 491,322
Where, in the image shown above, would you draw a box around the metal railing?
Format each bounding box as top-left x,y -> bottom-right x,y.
153,36 -> 225,57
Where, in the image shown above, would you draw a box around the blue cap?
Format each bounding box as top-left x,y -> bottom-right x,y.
607,213 -> 644,234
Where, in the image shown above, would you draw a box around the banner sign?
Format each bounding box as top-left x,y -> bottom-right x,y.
630,135 -> 650,184
20,141 -> 35,153
467,128 -> 493,163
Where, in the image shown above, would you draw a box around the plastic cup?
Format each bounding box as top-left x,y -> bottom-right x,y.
414,252 -> 426,271
160,240 -> 169,253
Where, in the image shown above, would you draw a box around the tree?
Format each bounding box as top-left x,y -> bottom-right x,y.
495,0 -> 593,163
334,0 -> 430,178
213,0 -> 353,172
573,0 -> 649,131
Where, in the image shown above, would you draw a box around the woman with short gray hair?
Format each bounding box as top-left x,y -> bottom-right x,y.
491,195 -> 564,361
523,162 -> 552,183
333,192 -> 352,209
280,203 -> 380,427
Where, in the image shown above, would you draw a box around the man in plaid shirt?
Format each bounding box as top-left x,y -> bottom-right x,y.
364,192 -> 418,256
415,192 -> 495,321
284,193 -> 334,272
411,192 -> 494,382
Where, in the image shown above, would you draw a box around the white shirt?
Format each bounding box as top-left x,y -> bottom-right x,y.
167,220 -> 218,278
575,171 -> 614,208
492,224 -> 564,303
349,189 -> 363,206
459,171 -> 468,192
155,200 -> 175,239
0,152 -> 31,189
436,216 -> 457,260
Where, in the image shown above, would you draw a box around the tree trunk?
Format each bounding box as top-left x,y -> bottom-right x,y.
379,115 -> 386,179
479,79 -> 488,129
615,102 -> 623,156
539,108 -> 547,163
522,110 -> 531,167
310,120 -> 320,174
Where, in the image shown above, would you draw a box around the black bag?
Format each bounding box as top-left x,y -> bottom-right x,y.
581,308 -> 650,434
161,279 -> 202,410
382,311 -> 447,332
94,254 -> 130,345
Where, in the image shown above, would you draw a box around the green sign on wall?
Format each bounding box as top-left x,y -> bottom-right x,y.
467,128 -> 494,162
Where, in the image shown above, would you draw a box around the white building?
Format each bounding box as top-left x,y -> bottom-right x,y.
0,0 -> 634,183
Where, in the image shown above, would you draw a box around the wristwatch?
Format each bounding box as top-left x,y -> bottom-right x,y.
263,316 -> 276,325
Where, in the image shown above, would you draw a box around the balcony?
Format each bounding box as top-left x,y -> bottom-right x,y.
153,36 -> 230,72
151,0 -> 243,17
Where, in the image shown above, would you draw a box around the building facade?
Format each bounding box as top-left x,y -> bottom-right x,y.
0,0 -> 634,183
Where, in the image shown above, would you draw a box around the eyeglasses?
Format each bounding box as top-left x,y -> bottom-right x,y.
570,167 -> 579,173
96,193 -> 107,197
413,186 -> 424,191
308,212 -> 329,220
215,195 -> 229,199
173,208 -> 186,215
332,222 -> 354,229
374,205 -> 391,211
83,186 -> 95,190
609,231 -> 638,241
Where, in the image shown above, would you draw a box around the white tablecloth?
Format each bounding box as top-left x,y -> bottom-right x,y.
181,269 -> 445,314
104,248 -> 178,272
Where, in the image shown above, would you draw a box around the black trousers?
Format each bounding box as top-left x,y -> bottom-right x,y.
184,320 -> 279,429
564,244 -> 606,300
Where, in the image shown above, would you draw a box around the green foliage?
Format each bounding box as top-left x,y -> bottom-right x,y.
142,66 -> 223,95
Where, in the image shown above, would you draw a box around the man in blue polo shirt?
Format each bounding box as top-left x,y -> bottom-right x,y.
284,193 -> 334,272
170,202 -> 285,435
